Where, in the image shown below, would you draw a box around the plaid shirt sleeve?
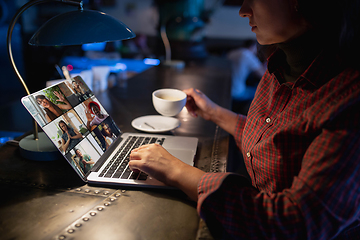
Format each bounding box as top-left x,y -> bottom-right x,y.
197,51 -> 360,239
197,107 -> 360,239
234,114 -> 247,149
197,172 -> 308,239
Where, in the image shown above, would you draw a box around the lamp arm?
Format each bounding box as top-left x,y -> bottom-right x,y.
160,25 -> 171,62
6,0 -> 83,140
7,0 -> 83,95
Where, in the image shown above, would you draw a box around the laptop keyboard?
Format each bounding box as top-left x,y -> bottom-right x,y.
98,136 -> 165,180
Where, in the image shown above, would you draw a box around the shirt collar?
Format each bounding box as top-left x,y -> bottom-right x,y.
267,47 -> 345,88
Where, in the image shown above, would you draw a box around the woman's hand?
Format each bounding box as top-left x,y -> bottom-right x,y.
53,91 -> 72,110
183,88 -> 218,121
85,109 -> 93,122
129,144 -> 184,185
129,144 -> 205,201
183,88 -> 240,136
53,91 -> 65,102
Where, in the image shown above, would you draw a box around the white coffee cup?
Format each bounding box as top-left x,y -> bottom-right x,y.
152,89 -> 187,116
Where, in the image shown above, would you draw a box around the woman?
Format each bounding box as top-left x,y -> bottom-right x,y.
129,0 -> 360,239
72,79 -> 86,102
36,91 -> 72,122
85,101 -> 108,130
74,148 -> 94,174
100,122 -> 116,149
59,120 -> 82,153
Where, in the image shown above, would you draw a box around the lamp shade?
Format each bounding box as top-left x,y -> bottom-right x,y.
29,9 -> 135,46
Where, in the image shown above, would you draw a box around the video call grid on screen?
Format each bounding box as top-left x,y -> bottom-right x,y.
22,76 -> 121,179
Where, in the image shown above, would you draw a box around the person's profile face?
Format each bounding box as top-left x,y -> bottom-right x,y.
92,105 -> 101,116
72,81 -> 79,88
239,0 -> 310,45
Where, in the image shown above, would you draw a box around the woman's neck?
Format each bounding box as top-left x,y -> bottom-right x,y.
277,31 -> 323,82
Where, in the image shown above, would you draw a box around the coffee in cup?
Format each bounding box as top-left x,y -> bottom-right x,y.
152,89 -> 187,116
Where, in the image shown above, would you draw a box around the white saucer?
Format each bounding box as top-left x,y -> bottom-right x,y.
131,115 -> 181,133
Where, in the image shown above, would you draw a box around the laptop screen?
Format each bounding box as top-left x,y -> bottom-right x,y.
21,76 -> 121,180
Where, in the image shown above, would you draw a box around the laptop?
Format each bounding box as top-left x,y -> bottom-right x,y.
21,76 -> 198,188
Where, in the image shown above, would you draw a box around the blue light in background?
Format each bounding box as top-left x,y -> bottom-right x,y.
81,42 -> 107,51
144,58 -> 160,66
114,63 -> 127,70
0,131 -> 24,146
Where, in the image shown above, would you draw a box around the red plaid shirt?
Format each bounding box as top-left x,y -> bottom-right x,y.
197,49 -> 360,239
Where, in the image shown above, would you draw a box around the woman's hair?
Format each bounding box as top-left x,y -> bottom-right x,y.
58,120 -> 70,133
74,148 -> 81,155
36,95 -> 63,121
297,0 -> 360,62
256,0 -> 360,66
72,80 -> 81,94
101,123 -> 112,137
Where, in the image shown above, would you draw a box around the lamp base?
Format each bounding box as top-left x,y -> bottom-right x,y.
19,132 -> 61,161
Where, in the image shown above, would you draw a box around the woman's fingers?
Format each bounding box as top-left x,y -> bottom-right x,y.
128,158 -> 142,171
128,144 -> 153,171
131,143 -> 158,153
183,88 -> 202,117
128,144 -> 178,184
129,150 -> 141,160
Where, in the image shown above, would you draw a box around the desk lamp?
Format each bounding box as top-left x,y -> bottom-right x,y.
7,0 -> 135,161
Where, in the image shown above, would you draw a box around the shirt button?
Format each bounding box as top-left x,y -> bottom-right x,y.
265,117 -> 271,123
246,152 -> 251,158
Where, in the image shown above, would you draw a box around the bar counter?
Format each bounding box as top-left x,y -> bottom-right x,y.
0,56 -> 232,240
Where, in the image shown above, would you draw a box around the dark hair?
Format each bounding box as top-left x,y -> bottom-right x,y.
72,80 -> 82,94
101,122 -> 112,137
297,0 -> 360,63
36,95 -> 63,121
58,120 -> 70,133
256,0 -> 360,66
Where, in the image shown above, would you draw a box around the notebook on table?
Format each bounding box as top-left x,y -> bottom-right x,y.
21,76 -> 198,188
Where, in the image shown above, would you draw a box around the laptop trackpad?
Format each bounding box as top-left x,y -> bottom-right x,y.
166,149 -> 195,166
